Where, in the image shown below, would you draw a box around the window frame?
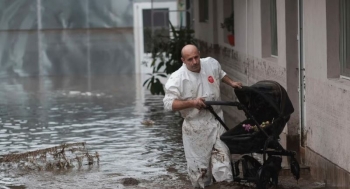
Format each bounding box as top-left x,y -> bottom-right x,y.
340,0 -> 350,77
222,0 -> 234,46
270,0 -> 278,56
142,8 -> 170,53
261,0 -> 279,59
198,0 -> 209,23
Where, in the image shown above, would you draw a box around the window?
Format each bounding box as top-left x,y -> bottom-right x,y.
222,0 -> 234,46
261,0 -> 278,58
142,9 -> 169,53
199,0 -> 209,22
340,0 -> 350,77
270,0 -> 278,56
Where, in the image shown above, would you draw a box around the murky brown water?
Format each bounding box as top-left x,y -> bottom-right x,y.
0,75 -> 329,189
0,75 -> 190,189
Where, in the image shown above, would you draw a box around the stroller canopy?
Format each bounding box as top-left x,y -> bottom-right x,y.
234,80 -> 294,120
220,80 -> 295,154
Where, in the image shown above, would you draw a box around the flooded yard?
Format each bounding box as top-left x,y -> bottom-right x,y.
0,75 -> 327,189
0,75 -> 189,189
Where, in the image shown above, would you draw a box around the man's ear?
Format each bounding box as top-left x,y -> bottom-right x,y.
181,57 -> 184,63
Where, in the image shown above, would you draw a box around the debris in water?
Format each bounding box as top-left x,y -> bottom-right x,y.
122,177 -> 140,186
0,142 -> 99,171
141,119 -> 155,126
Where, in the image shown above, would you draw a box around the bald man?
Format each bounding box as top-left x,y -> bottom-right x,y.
163,44 -> 242,188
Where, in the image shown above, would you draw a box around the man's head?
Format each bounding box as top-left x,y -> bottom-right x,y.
181,44 -> 201,73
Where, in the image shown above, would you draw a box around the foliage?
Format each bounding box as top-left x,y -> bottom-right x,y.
143,22 -> 196,95
221,12 -> 234,34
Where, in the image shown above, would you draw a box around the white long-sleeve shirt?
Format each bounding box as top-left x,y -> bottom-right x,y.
163,57 -> 226,117
162,57 -> 232,187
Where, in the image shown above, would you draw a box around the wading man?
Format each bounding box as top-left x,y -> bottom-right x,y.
163,44 -> 242,188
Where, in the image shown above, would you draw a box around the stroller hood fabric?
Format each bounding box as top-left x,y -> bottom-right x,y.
234,80 -> 294,119
220,80 -> 295,154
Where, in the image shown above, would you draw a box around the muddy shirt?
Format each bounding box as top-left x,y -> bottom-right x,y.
163,57 -> 226,115
163,57 -> 232,188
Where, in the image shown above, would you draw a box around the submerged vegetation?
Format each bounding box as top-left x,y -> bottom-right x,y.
0,142 -> 99,171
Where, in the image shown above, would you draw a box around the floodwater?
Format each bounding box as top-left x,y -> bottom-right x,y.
0,75 -> 190,189
0,75 -> 328,189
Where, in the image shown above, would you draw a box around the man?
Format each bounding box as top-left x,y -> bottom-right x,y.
163,44 -> 242,188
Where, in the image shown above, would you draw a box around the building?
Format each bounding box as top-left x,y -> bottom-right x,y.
192,0 -> 350,187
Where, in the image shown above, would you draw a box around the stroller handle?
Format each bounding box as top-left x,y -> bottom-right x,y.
221,134 -> 254,141
204,101 -> 246,131
205,100 -> 270,137
204,101 -> 241,107
205,101 -> 247,112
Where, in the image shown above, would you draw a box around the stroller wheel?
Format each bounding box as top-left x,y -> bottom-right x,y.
290,157 -> 300,180
256,165 -> 278,189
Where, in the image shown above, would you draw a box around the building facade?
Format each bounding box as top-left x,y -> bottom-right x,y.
192,0 -> 350,187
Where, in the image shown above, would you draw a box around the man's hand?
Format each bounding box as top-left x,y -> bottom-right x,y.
222,75 -> 243,89
192,97 -> 206,110
172,98 -> 206,111
231,81 -> 243,89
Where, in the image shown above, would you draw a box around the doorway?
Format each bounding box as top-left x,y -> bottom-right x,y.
133,1 -> 179,74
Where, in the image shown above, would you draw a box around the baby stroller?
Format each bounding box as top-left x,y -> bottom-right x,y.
205,80 -> 300,189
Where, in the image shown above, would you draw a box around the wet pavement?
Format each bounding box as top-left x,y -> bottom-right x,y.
0,75 -> 325,189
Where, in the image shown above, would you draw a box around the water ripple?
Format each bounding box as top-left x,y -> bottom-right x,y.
0,75 -> 187,189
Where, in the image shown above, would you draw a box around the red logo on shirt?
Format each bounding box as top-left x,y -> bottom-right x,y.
208,76 -> 214,83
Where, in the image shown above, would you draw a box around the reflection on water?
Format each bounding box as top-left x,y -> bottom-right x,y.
0,75 -> 188,189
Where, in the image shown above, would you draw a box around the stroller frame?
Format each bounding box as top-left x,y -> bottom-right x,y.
204,83 -> 300,189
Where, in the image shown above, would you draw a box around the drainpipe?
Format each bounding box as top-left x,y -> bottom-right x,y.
246,0 -> 249,85
298,0 -> 306,147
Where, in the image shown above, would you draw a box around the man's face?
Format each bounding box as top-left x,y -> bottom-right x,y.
181,49 -> 201,73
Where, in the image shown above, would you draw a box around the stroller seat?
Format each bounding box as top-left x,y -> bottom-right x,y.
204,80 -> 300,189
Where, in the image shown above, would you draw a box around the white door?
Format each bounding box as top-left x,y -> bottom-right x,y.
133,1 -> 178,74
133,1 -> 178,108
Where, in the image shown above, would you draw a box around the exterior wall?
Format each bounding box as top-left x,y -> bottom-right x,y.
195,0 -> 293,167
306,147 -> 350,187
194,0 -> 350,186
193,0 -> 216,44
303,1 -> 350,185
195,0 -> 289,128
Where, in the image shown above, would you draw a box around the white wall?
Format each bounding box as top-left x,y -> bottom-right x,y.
193,0 -> 215,44
303,0 -> 328,79
215,0 -> 263,58
276,0 -> 286,68
214,0 -> 286,65
303,0 -> 350,172
193,0 -> 350,176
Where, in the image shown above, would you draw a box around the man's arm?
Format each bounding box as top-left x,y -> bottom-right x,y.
172,98 -> 206,111
221,75 -> 243,89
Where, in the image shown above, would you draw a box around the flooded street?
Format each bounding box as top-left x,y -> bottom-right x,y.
0,75 -> 327,189
0,75 -> 190,189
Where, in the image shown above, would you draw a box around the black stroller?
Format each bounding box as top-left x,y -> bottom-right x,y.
205,80 -> 300,189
